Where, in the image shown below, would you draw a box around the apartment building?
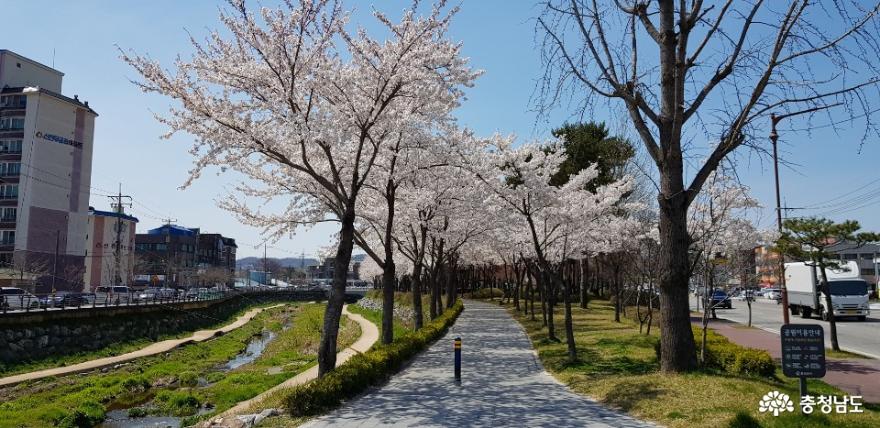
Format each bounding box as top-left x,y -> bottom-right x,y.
0,50 -> 96,292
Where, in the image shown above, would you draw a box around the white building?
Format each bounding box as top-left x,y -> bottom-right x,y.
84,208 -> 138,291
0,49 -> 96,292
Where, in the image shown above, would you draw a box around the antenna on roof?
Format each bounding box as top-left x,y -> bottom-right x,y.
51,48 -> 55,68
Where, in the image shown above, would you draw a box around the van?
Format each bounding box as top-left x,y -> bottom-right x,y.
0,287 -> 39,310
94,286 -> 132,305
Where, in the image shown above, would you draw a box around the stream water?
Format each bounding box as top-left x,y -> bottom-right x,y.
100,330 -> 280,427
224,330 -> 277,370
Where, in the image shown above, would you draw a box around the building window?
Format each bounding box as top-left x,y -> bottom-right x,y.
0,117 -> 24,130
0,95 -> 25,108
0,184 -> 18,199
0,252 -> 11,266
0,230 -> 14,245
843,253 -> 858,260
1,207 -> 15,221
861,253 -> 875,261
0,139 -> 22,154
861,268 -> 876,276
0,162 -> 21,177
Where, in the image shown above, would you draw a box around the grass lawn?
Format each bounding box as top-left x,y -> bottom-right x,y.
507,299 -> 880,428
0,303 -> 359,428
0,301 -> 284,378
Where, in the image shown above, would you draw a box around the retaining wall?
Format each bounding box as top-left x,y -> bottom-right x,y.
0,291 -> 326,364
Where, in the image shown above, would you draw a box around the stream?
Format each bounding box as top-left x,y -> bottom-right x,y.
100,329 -> 280,427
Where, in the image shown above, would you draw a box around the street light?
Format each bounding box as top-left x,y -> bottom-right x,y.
770,113 -> 791,325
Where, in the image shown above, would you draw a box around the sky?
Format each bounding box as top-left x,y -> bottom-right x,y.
4,1 -> 880,258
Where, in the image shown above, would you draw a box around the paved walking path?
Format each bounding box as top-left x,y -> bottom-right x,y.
693,316 -> 880,402
216,305 -> 380,418
304,300 -> 653,428
0,304 -> 285,387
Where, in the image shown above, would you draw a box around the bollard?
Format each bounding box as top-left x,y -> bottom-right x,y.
454,337 -> 461,382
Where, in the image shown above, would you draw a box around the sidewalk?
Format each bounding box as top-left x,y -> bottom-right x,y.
693,316 -> 880,402
0,304 -> 284,387
304,300 -> 653,428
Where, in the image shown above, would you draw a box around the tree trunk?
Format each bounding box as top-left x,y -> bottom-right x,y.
412,264 -> 424,330
318,203 -> 356,377
580,258 -> 589,309
381,259 -> 396,344
561,271 -> 577,361
657,188 -> 698,372
818,266 -> 840,351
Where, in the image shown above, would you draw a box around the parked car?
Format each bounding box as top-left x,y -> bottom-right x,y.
764,288 -> 782,301
0,287 -> 39,310
710,289 -> 732,309
94,286 -> 132,304
39,291 -> 94,308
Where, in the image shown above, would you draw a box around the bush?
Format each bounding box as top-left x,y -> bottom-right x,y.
654,328 -> 775,378
693,326 -> 775,377
470,288 -> 504,299
285,300 -> 464,416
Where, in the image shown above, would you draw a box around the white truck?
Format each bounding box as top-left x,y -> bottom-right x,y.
785,261 -> 870,321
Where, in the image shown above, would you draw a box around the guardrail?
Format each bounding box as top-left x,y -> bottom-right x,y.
0,286 -> 327,315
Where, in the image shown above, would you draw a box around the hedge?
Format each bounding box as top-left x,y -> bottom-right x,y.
469,288 -> 504,299
654,327 -> 776,377
284,300 -> 464,416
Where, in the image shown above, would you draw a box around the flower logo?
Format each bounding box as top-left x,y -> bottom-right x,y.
758,391 -> 795,416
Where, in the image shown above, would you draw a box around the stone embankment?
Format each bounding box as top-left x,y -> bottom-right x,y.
0,291 -> 325,364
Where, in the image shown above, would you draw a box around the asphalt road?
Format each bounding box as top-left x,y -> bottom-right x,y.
690,295 -> 880,358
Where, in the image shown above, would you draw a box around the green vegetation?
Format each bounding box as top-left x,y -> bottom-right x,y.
0,303 -> 360,427
826,349 -> 870,360
468,287 -> 504,299
506,299 -> 880,428
0,301 -> 284,377
691,327 -> 776,377
282,300 -> 463,417
360,290 -> 436,330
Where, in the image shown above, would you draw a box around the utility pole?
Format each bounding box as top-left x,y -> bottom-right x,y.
51,230 -> 59,293
770,114 -> 790,325
108,184 -> 132,287
263,242 -> 268,285
161,217 -> 177,287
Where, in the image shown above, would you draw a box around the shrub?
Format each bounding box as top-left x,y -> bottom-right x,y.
285,300 -> 464,416
654,328 -> 776,378
693,326 -> 775,377
470,288 -> 504,299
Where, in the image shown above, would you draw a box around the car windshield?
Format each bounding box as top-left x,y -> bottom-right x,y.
829,280 -> 867,296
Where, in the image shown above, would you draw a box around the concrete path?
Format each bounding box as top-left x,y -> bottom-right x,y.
0,304 -> 285,387
692,316 -> 880,403
217,305 -> 380,418
304,300 -> 653,428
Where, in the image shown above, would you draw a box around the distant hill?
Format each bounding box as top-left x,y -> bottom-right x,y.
236,257 -> 318,270
236,253 -> 366,270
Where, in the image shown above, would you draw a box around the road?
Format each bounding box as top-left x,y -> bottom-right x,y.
690,295 -> 880,358
305,300 -> 653,428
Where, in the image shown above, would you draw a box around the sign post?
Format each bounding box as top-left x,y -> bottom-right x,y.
781,324 -> 826,398
453,337 -> 461,383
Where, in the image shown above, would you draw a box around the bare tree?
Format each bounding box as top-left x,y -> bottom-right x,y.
537,0 -> 880,372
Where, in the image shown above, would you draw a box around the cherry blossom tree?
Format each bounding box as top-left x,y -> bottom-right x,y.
467,135 -> 633,362
122,0 -> 478,375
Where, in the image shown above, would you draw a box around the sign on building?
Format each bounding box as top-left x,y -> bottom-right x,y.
781,324 -> 826,378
